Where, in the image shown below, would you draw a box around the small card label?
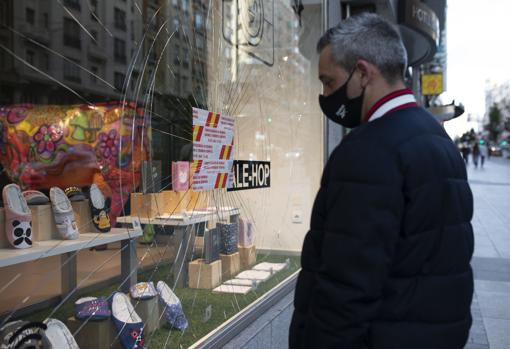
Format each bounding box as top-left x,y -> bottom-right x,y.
132,217 -> 142,231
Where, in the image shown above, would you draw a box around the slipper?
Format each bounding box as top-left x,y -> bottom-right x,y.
74,296 -> 111,321
50,187 -> 79,240
217,222 -> 238,255
111,292 -> 145,349
156,281 -> 188,331
89,184 -> 111,233
130,282 -> 157,300
44,319 -> 79,349
3,184 -> 33,249
64,187 -> 87,202
22,190 -> 50,205
239,218 -> 254,247
0,320 -> 51,349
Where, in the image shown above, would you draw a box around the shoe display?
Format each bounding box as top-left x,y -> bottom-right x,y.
44,319 -> 79,349
64,187 -> 87,202
130,282 -> 158,300
3,184 -> 33,249
88,184 -> 111,233
49,187 -> 79,240
238,218 -> 254,247
156,281 -> 188,331
74,297 -> 111,321
217,222 -> 238,255
22,190 -> 50,205
0,320 -> 51,349
111,292 -> 145,349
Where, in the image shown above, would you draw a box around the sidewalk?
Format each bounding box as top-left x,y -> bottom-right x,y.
465,156 -> 510,349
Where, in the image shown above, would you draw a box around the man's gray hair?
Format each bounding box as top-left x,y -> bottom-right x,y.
317,13 -> 407,84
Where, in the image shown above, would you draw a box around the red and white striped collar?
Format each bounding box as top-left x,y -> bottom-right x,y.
363,88 -> 417,123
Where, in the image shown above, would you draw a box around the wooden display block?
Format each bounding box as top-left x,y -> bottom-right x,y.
0,208 -> 7,248
220,252 -> 240,281
30,204 -> 59,241
67,316 -> 121,349
131,191 -> 207,219
160,190 -> 207,214
239,245 -> 257,270
72,200 -> 95,233
188,259 -> 222,289
131,295 -> 161,334
130,192 -> 165,218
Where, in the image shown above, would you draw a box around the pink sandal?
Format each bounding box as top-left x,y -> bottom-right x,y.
3,184 -> 33,249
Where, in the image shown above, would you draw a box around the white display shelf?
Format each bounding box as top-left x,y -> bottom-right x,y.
117,207 -> 241,227
0,227 -> 142,268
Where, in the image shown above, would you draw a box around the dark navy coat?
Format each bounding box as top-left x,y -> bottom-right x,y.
290,107 -> 474,349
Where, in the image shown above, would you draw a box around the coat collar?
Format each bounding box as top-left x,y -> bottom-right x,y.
363,89 -> 417,123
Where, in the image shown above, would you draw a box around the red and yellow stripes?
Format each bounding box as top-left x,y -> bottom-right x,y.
192,125 -> 204,142
214,173 -> 228,188
191,160 -> 203,174
219,145 -> 233,160
206,112 -> 220,128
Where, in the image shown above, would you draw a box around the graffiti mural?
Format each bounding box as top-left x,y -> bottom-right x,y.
0,101 -> 150,222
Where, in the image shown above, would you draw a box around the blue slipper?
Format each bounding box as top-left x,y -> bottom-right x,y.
156,281 -> 188,331
111,292 -> 145,349
75,296 -> 111,321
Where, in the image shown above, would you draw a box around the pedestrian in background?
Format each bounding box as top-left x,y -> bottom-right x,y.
290,13 -> 474,349
480,141 -> 489,168
461,143 -> 470,165
472,143 -> 480,168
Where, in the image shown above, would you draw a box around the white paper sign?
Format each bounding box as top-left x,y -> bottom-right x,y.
192,108 -> 235,191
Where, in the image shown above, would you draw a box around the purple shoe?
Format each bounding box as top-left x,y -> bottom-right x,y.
74,297 -> 111,321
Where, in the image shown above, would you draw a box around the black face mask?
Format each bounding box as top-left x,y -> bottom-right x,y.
319,70 -> 364,128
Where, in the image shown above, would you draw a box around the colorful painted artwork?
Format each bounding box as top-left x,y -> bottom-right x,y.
0,101 -> 150,222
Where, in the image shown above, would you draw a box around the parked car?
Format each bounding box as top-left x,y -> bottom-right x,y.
489,146 -> 503,156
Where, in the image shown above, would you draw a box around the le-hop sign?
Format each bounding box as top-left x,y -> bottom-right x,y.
228,160 -> 271,191
192,108 -> 235,191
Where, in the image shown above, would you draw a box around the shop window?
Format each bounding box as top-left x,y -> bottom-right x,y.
64,0 -> 81,11
63,17 -> 81,49
25,8 -> 35,25
25,49 -> 34,65
114,38 -> 127,63
90,30 -> 98,44
114,71 -> 125,90
63,59 -> 81,82
40,52 -> 49,71
90,0 -> 98,20
0,1 -> 326,348
114,7 -> 127,31
90,66 -> 99,84
43,13 -> 48,28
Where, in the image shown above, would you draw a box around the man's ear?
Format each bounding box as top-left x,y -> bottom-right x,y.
355,59 -> 376,88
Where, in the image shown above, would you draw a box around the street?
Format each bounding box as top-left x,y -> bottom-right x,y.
465,156 -> 510,349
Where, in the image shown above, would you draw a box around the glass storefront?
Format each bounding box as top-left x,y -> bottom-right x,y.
0,0 -> 324,347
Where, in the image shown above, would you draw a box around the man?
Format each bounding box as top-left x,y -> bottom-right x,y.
290,13 -> 474,349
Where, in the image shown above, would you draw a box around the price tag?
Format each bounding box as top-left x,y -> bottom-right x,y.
132,217 -> 142,231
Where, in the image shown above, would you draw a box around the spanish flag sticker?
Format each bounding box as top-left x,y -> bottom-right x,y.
193,125 -> 204,142
191,160 -> 203,174
215,173 -> 228,188
206,112 -> 220,128
219,145 -> 233,160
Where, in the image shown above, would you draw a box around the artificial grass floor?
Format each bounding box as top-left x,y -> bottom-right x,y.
26,253 -> 301,348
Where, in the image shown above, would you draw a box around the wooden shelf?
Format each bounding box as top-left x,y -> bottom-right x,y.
0,228 -> 142,268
